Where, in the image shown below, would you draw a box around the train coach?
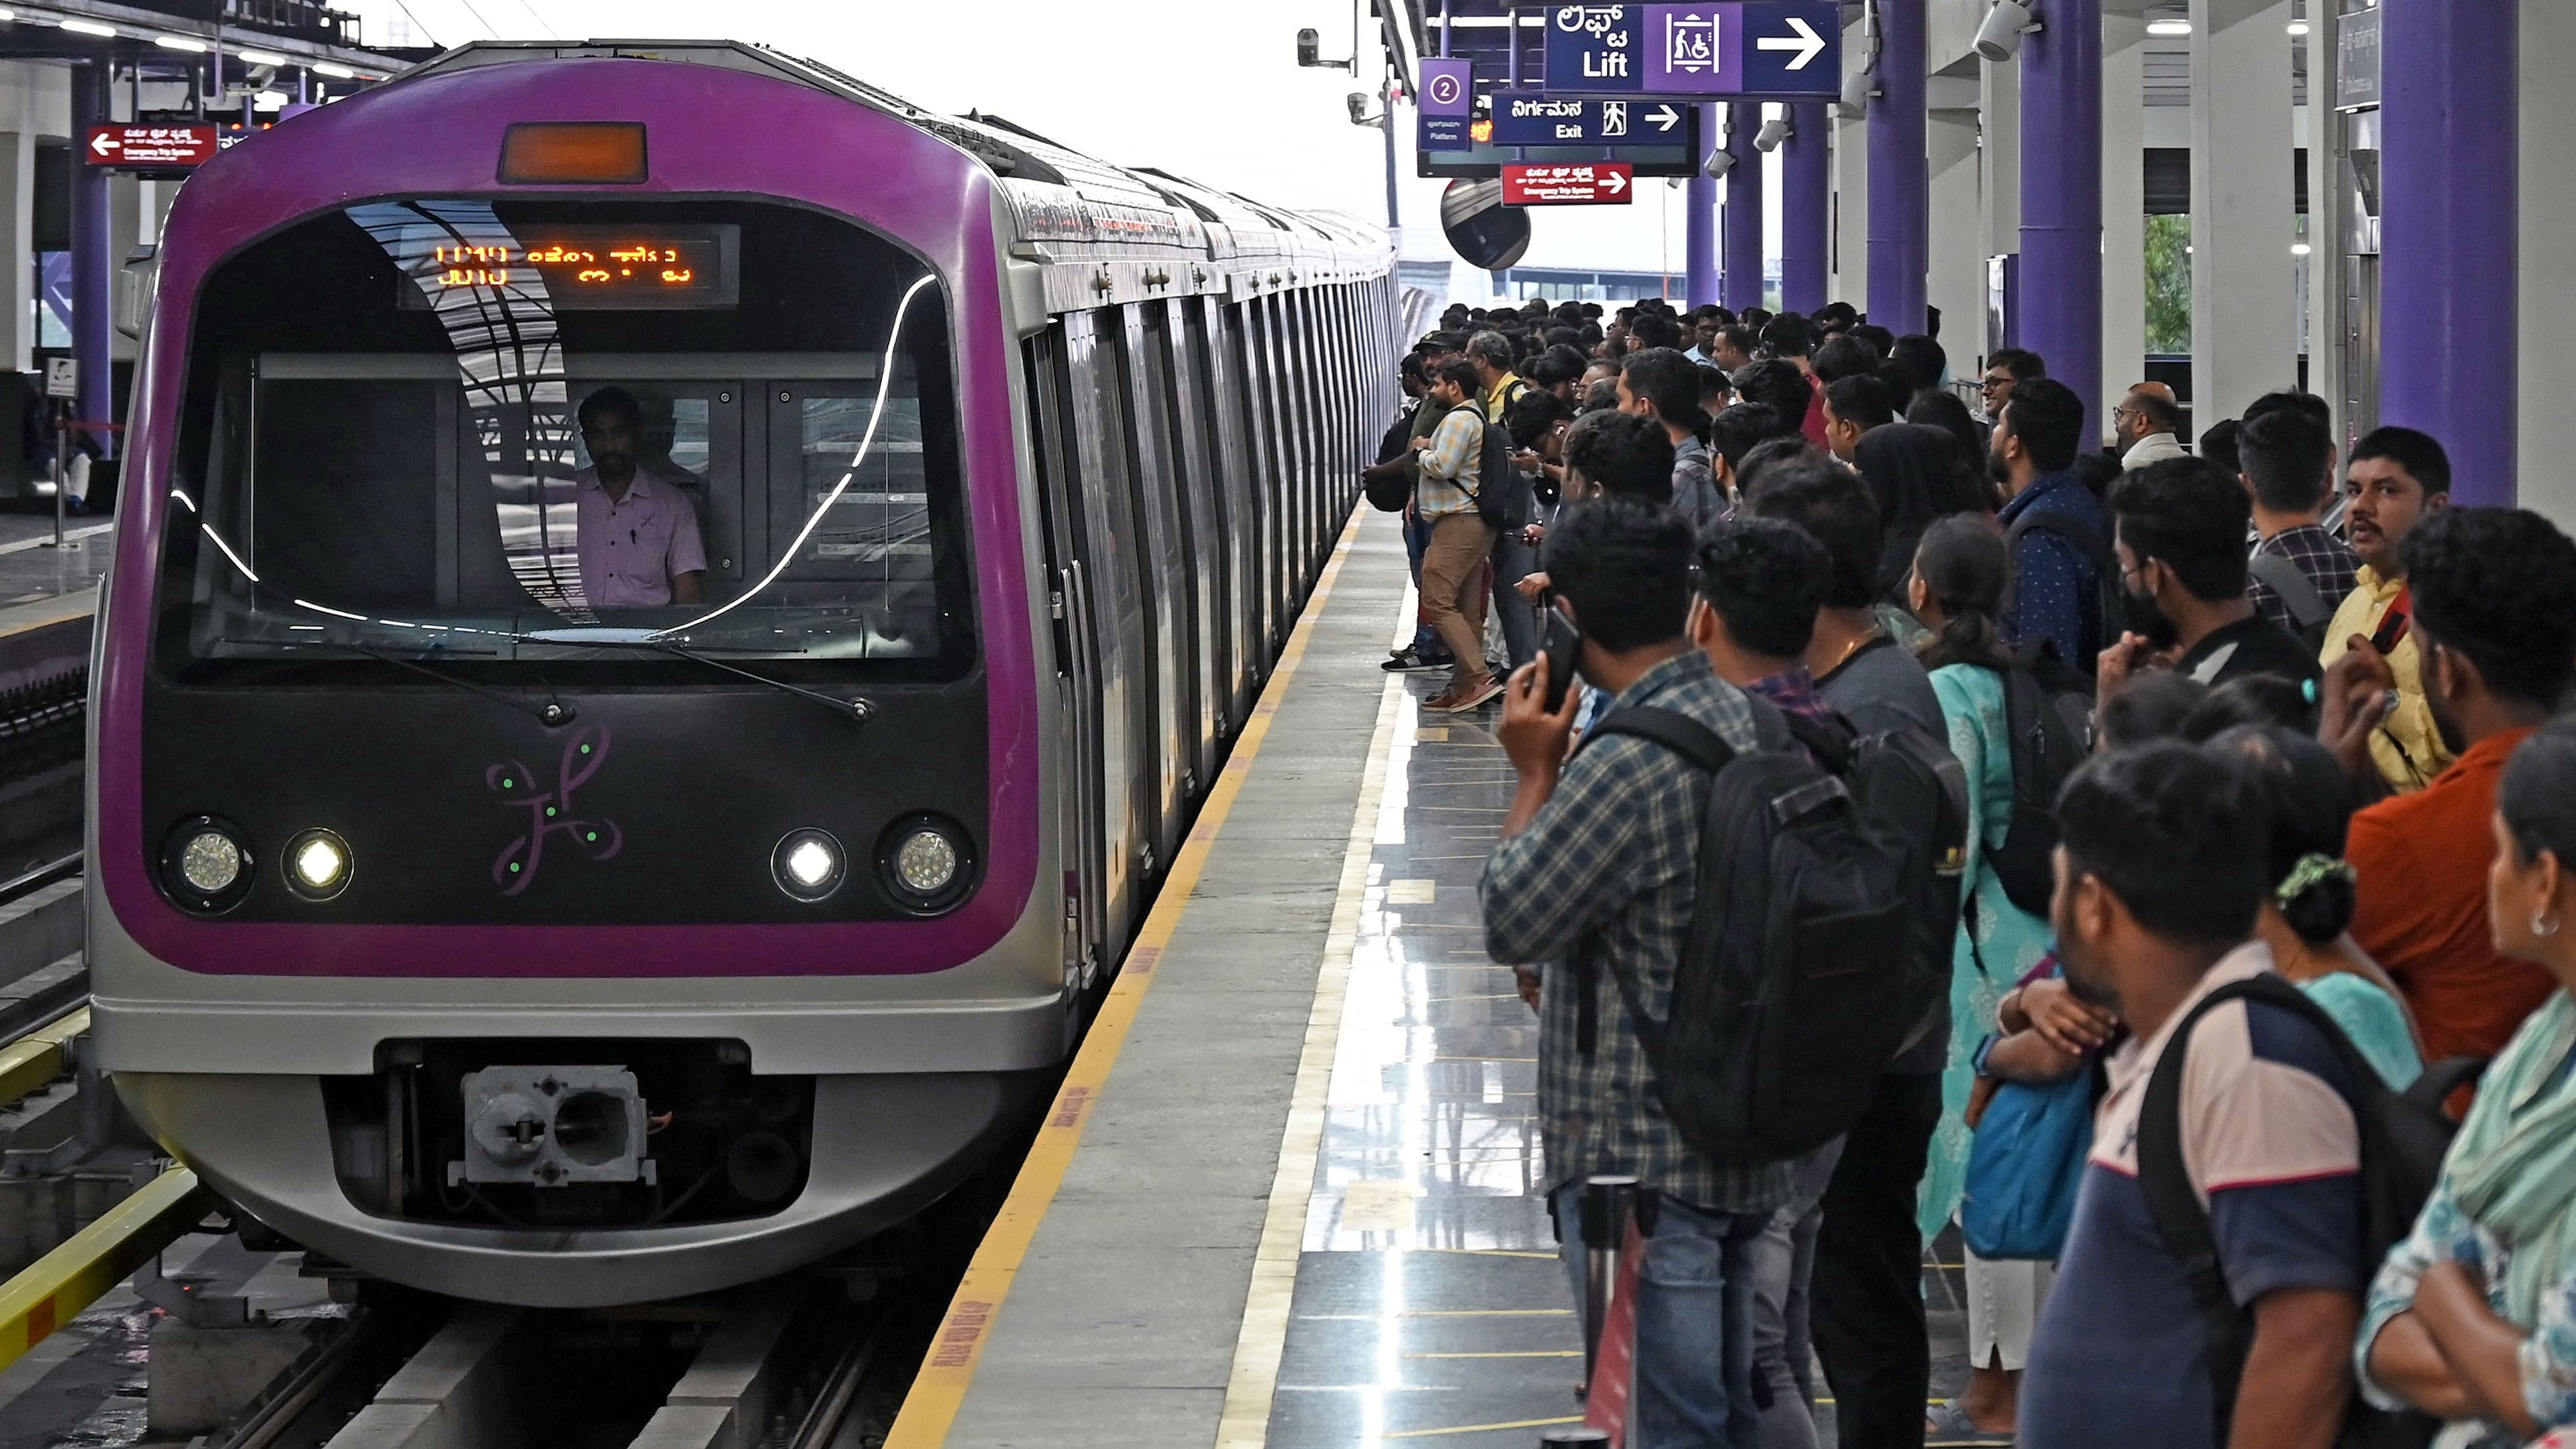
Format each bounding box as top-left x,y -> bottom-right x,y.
88,39 -> 1397,1307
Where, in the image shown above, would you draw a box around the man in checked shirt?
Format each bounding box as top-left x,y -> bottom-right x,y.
1483,497 -> 1790,1449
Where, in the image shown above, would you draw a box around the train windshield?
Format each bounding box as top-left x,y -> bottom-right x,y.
156,199 -> 973,677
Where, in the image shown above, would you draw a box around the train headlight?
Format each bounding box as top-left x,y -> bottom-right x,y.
160,815 -> 254,913
878,815 -> 974,914
285,828 -> 353,900
770,829 -> 847,903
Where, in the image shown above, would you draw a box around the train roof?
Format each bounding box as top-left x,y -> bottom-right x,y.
384,40 -> 1393,313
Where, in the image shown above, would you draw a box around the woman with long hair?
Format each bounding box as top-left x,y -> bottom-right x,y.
1910,514 -> 2070,1441
1856,422 -> 1997,603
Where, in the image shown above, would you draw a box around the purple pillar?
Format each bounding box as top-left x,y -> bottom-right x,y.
1687,102 -> 1720,306
2020,0 -> 2102,436
2381,0 -> 2515,505
1723,102 -> 1765,311
70,63 -> 112,459
1866,0 -> 1928,332
1781,101 -> 1830,313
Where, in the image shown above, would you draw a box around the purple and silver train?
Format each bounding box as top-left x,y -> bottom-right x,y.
89,41 -> 1395,1306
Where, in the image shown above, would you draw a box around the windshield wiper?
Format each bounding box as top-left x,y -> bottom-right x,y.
226,636 -> 578,728
522,633 -> 873,725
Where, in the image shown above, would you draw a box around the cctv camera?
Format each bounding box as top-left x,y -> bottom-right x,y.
1754,114 -> 1791,153
1704,148 -> 1735,180
1347,93 -> 1375,126
1838,68 -> 1877,118
1298,28 -> 1322,67
1975,1 -> 2038,63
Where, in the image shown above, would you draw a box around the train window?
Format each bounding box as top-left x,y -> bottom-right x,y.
156,198 -> 972,683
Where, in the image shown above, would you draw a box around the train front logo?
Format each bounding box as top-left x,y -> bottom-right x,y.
485,724 -> 623,896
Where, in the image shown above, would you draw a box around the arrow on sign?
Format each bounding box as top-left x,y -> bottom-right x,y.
1647,104 -> 1683,132
1758,15 -> 1828,70
1604,170 -> 1629,195
88,132 -> 113,157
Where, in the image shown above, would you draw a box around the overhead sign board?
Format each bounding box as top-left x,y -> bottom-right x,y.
2335,8 -> 2381,112
84,124 -> 218,169
1502,161 -> 1635,206
1489,91 -> 1693,148
1418,57 -> 1475,151
1540,3 -> 1840,98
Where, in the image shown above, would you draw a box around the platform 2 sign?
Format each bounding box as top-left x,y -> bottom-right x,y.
1418,57 -> 1475,152
1489,92 -> 1691,148
1540,3 -> 1840,98
1502,161 -> 1634,206
84,124 -> 219,169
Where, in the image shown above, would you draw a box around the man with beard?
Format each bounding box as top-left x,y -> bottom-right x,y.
2337,508 -> 2576,1063
573,386 -> 706,608
1990,378 -> 2110,669
2095,458 -> 2321,706
2318,428 -> 2454,792
2019,742 -> 2367,1449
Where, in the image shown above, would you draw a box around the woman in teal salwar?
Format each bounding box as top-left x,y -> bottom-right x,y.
1906,517 -> 2069,1440
2362,725 -> 2576,1448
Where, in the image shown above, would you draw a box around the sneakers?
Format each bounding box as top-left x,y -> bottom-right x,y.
1423,674 -> 1506,713
1381,646 -> 1451,673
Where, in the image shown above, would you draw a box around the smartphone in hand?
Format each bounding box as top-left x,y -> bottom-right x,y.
1539,605 -> 1582,714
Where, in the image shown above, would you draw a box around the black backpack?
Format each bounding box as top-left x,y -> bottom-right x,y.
2138,974 -> 2487,1449
1576,696 -> 1921,1162
1975,640 -> 2096,920
1778,707 -> 1973,1059
1445,402 -> 1528,531
2005,507 -> 2122,672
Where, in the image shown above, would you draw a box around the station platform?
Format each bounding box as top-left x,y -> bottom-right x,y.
891,507 -> 1974,1449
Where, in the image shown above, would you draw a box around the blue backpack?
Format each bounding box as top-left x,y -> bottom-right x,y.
1959,1053 -> 2100,1261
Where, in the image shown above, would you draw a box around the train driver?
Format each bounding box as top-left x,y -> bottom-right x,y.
573,386 -> 707,609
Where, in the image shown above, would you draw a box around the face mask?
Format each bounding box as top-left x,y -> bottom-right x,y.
2123,579 -> 2180,652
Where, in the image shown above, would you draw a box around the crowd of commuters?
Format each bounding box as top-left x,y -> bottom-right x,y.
1354,296 -> 2576,1448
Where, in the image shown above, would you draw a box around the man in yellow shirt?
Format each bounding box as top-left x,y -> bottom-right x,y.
1467,330 -> 1528,424
2319,427 -> 2454,792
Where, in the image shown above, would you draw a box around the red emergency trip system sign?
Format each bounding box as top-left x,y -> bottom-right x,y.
1501,162 -> 1636,207
85,125 -> 219,169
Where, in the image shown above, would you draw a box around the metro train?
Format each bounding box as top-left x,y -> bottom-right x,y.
90,40 -> 1397,1307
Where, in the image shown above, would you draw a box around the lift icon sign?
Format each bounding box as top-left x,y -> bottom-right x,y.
1503,162 -> 1636,207
85,124 -> 219,169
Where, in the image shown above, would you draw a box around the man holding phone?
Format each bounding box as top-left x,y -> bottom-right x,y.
1483,497 -> 1789,1447
2317,427 -> 2454,793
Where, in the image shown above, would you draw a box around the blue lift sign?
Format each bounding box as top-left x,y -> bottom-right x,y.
1489,92 -> 1693,148
1541,3 -> 1840,98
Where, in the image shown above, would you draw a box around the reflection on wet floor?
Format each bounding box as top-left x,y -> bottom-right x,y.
1268,670 -> 1971,1446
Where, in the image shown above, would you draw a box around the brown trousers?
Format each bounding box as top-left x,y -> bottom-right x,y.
1419,512 -> 1495,687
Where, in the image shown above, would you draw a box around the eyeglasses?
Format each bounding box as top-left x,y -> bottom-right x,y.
1979,376 -> 2009,392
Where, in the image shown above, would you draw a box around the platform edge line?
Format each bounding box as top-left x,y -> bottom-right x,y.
882,504 -> 1372,1449
1211,664 -> 1407,1449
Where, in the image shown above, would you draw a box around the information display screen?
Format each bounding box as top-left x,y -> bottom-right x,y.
404,223 -> 740,310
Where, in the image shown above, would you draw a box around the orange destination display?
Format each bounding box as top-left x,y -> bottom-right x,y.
410,224 -> 740,309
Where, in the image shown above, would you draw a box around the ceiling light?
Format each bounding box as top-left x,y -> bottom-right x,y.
0,10 -> 22,21
59,19 -> 116,37
2287,20 -> 2311,35
154,35 -> 207,52
311,61 -> 356,78
2291,242 -> 2313,255
2146,18 -> 2192,36
237,49 -> 288,65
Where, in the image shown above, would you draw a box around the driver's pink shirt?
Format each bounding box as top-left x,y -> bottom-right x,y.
573,467 -> 707,608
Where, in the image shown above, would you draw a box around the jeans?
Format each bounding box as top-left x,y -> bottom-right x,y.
1401,508 -> 1442,656
1490,524 -> 1540,670
1810,1072 -> 1943,1449
1554,1182 -> 1768,1449
1751,1142 -> 1844,1449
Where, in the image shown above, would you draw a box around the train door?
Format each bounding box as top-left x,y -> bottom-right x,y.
1153,300 -> 1227,778
1208,299 -> 1266,715
1058,313 -> 1160,896
1280,291 -> 1318,576
1022,336 -> 1115,976
1109,306 -> 1191,862
1246,298 -> 1293,648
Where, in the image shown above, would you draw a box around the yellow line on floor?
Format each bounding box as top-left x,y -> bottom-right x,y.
1213,658 -> 1411,1446
881,511 -> 1369,1449
0,1167 -> 205,1372
1402,1351 -> 1582,1359
1385,1415 -> 1583,1439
